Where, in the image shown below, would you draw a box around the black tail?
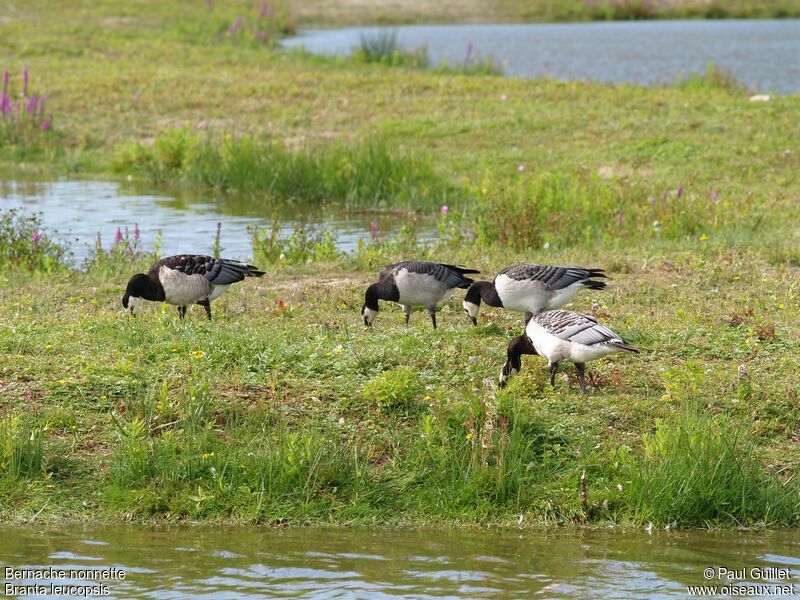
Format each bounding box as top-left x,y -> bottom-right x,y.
583,268 -> 607,290
613,341 -> 639,353
246,265 -> 266,277
442,263 -> 480,288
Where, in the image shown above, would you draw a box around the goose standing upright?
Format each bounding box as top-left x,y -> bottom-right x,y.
122,254 -> 265,320
463,264 -> 606,325
362,260 -> 479,329
499,309 -> 638,393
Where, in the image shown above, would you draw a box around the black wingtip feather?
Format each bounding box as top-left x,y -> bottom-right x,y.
584,279 -> 607,290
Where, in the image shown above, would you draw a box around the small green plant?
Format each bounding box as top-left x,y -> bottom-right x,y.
251,222 -> 344,265
0,209 -> 67,272
363,366 -> 424,413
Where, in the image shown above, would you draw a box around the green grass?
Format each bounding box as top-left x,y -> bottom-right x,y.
0,0 -> 798,527
114,130 -> 456,209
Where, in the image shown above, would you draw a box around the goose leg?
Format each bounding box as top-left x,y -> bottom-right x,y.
177,305 -> 187,320
575,362 -> 588,394
549,362 -> 560,388
198,298 -> 212,321
428,305 -> 437,330
402,304 -> 412,325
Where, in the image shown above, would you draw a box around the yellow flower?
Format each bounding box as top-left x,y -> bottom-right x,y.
423,395 -> 432,402
699,234 -> 709,241
333,344 -> 344,353
466,431 -> 474,441
202,452 -> 215,460
191,350 -> 206,360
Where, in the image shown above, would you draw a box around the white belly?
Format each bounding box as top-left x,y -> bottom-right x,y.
208,284 -> 230,302
526,320 -> 570,363
394,270 -> 448,307
496,275 -> 584,313
159,266 -> 211,305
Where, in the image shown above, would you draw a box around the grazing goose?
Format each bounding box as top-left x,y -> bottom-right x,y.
362,260 -> 480,329
499,309 -> 638,393
122,254 -> 265,320
463,264 -> 606,325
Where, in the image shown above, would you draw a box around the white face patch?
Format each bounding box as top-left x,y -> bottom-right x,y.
127,296 -> 143,316
362,307 -> 378,326
463,301 -> 480,320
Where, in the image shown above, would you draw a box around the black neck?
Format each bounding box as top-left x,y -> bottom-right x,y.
365,278 -> 399,310
142,274 -> 166,302
466,280 -> 503,307
507,334 -> 537,370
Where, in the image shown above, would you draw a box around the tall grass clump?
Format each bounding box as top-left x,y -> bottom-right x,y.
352,31 -> 429,68
392,392 -> 577,520
114,129 -> 457,209
0,209 -> 67,272
619,400 -> 799,526
672,61 -> 750,94
0,413 -> 45,479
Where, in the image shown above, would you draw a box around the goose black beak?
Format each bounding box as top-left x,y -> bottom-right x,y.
470,316 -> 478,326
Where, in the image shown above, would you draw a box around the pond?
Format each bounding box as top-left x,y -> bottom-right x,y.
283,20 -> 800,94
0,179 -> 438,264
1,526 -> 798,598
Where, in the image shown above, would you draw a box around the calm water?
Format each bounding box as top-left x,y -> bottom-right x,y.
0,179 -> 436,263
283,20 -> 800,94
1,526 -> 798,598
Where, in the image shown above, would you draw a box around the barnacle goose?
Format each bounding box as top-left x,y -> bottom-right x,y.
499,309 -> 638,393
463,264 -> 606,325
122,254 -> 265,320
361,260 -> 479,329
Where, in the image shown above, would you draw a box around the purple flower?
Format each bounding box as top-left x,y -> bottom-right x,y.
710,191 -> 720,204
32,228 -> 40,247
228,15 -> 244,35
440,204 -> 448,216
518,164 -> 526,172
0,93 -> 10,115
205,0 -> 213,6
676,183 -> 683,199
2,70 -> 7,95
369,222 -> 379,239
41,115 -> 52,131
22,66 -> 28,97
114,227 -> 123,244
25,95 -> 37,115
133,223 -> 140,241
259,1 -> 273,20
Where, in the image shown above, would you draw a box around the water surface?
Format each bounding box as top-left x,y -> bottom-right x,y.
284,20 -> 800,93
0,179 -> 436,263
1,526 -> 798,598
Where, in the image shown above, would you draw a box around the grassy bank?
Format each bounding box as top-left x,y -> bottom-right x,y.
0,0 -> 799,527
290,0 -> 800,26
